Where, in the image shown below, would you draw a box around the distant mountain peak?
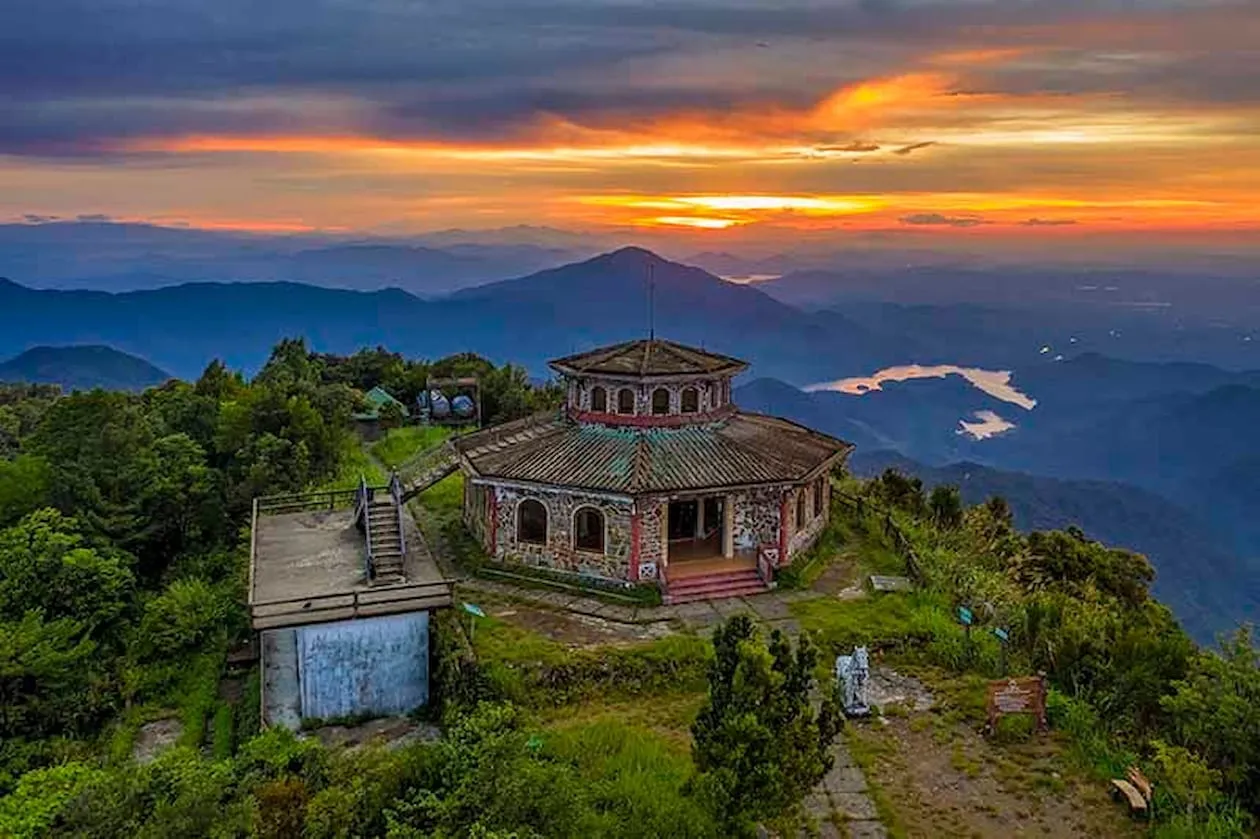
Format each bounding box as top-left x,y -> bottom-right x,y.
592,245 -> 671,267
0,344 -> 172,391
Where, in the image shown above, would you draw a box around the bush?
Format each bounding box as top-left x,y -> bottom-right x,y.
135,578 -> 229,659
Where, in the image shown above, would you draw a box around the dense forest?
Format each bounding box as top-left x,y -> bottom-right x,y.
0,339 -> 1257,837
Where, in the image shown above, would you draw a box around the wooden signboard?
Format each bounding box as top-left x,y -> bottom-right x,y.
986,676 -> 1048,733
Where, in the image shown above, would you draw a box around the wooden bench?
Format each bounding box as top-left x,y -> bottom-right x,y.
1110,766 -> 1153,818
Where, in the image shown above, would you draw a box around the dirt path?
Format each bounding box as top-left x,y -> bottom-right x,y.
847,714 -> 1140,839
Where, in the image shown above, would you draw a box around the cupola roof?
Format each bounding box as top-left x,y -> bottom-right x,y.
549,338 -> 748,380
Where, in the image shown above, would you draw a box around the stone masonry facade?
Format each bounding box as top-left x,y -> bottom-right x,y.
489,484 -> 634,581
785,475 -> 830,560
472,477 -> 832,585
731,485 -> 786,558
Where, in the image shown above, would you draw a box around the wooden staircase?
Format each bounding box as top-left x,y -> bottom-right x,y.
664,563 -> 772,604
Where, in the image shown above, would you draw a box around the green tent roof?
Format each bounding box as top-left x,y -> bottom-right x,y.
353,385 -> 410,420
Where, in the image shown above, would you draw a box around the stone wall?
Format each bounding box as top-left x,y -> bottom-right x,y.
491,484 -> 634,580
731,486 -> 786,557
463,480 -> 490,546
570,375 -> 731,417
786,478 -> 830,560
636,497 -> 666,581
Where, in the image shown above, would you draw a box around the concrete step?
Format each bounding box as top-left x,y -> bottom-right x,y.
664,569 -> 768,604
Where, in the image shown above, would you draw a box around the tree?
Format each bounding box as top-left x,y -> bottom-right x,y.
1162,626 -> 1260,807
0,509 -> 134,635
928,485 -> 964,529
690,616 -> 841,835
0,455 -> 50,528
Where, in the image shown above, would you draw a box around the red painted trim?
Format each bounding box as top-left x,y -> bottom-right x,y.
629,507 -> 642,582
487,489 -> 498,554
569,405 -> 736,428
778,493 -> 790,566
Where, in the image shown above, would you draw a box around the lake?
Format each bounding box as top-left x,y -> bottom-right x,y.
805,364 -> 1038,411
957,410 -> 1015,440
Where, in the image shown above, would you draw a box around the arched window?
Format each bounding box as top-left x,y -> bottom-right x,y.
590,385 -> 607,413
574,506 -> 605,552
517,499 -> 547,544
814,477 -> 825,517
796,491 -> 807,529
651,387 -> 671,415
681,387 -> 699,414
617,388 -> 636,414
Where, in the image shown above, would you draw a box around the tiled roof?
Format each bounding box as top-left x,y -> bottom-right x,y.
549,339 -> 748,379
453,410 -> 851,494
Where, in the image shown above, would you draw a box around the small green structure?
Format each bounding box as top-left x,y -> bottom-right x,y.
353,386 -> 410,440
353,385 -> 410,421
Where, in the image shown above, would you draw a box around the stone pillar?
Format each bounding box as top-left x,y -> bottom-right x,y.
723,494 -> 734,559
660,500 -> 670,569
629,505 -> 641,582
694,499 -> 704,539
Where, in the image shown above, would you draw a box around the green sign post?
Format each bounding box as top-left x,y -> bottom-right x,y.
462,602 -> 485,640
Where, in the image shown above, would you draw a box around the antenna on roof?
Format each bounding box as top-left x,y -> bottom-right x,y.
647,262 -> 656,341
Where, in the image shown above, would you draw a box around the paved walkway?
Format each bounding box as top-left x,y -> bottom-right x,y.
801,737 -> 886,839
455,574 -> 822,637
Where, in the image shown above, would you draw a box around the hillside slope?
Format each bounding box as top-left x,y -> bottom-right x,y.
0,344 -> 171,391
0,249 -> 909,382
850,450 -> 1259,642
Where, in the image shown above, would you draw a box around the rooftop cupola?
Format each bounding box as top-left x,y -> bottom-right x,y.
549,338 -> 749,426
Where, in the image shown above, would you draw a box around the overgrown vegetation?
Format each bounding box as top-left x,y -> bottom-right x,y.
793,467 -> 1260,837
0,339 -> 569,835
2,341 -> 1258,837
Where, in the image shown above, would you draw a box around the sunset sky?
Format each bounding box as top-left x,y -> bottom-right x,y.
3,0 -> 1258,244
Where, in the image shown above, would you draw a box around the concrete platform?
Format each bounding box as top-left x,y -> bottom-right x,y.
250,497 -> 452,630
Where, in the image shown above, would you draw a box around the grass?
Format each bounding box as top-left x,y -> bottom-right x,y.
790,592 -> 922,654
369,425 -> 451,470
422,472 -> 465,517
534,717 -> 715,836
845,724 -> 907,839
318,434 -> 387,491
467,612 -> 711,707
536,693 -> 707,753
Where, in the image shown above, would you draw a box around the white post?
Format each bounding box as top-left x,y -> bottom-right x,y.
723,495 -> 735,558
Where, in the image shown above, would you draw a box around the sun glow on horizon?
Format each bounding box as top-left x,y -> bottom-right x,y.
9,21 -> 1260,240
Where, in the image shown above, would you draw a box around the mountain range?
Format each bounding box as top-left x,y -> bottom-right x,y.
0,221 -> 592,297
1,241 -> 1257,640
0,247 -> 907,383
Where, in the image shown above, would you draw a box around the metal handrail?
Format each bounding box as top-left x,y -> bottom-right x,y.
358,474 -> 375,579
389,470 -> 407,559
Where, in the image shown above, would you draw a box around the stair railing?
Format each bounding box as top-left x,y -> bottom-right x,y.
358,474 -> 375,580
756,545 -> 776,585
389,470 -> 407,561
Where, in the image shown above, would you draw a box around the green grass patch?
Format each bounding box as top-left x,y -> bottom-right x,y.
418,471 -> 464,519
318,434 -> 387,491
790,592 -> 922,653
468,615 -> 711,707
536,718 -> 717,837
370,425 -> 451,469
536,693 -> 707,753
172,652 -> 224,750
211,704 -> 234,759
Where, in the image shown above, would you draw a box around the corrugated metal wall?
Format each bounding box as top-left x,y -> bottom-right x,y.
296,612 -> 429,721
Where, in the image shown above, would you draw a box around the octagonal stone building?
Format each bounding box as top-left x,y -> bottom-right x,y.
452,339 -> 853,602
